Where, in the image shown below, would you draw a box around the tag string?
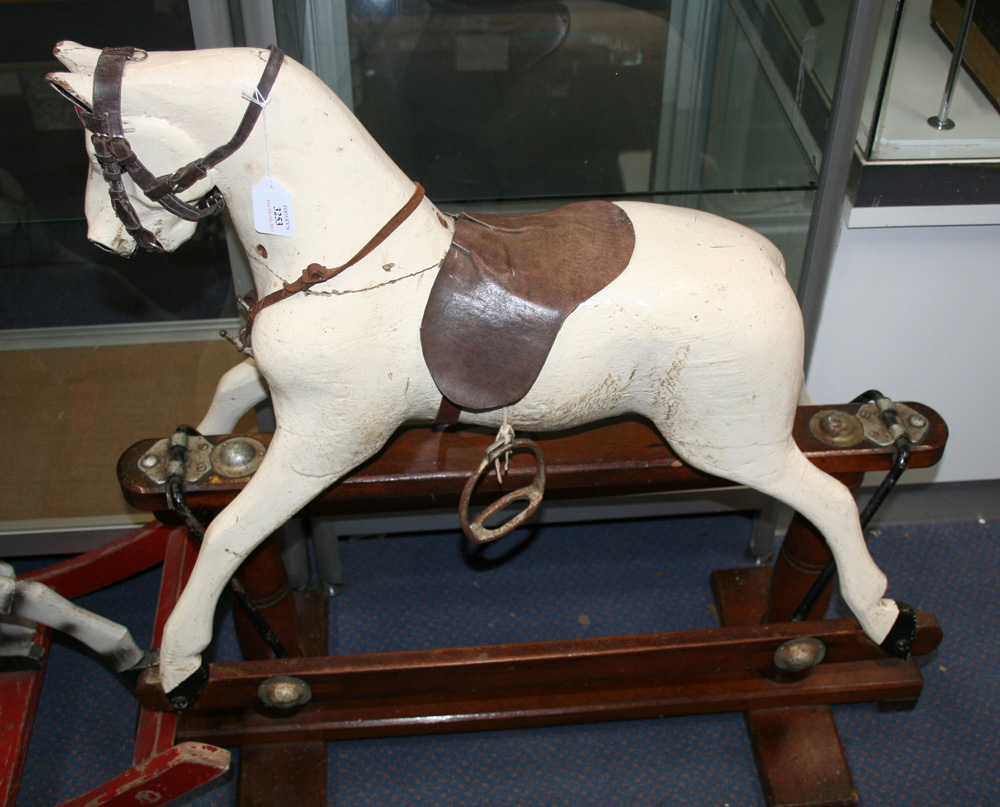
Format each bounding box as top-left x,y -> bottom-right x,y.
242,87 -> 273,184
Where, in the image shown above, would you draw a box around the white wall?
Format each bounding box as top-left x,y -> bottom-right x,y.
806,211 -> 1000,483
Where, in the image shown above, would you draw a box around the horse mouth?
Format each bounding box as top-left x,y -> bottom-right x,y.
88,234 -> 137,257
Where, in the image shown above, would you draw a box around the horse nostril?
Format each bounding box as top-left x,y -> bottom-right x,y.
88,238 -> 120,254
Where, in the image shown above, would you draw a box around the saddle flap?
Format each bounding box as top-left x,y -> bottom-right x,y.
421,200 -> 635,410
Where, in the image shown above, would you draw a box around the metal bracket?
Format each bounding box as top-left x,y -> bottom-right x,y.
809,401 -> 928,448
138,435 -> 267,484
855,401 -> 928,446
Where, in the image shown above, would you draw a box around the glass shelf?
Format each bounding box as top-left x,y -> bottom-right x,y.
0,2 -> 237,336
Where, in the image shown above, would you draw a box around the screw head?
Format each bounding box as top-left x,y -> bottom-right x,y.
820,412 -> 850,436
211,437 -> 266,478
219,439 -> 256,469
810,410 -> 863,447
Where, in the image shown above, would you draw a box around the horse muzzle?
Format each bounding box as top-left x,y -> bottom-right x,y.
88,222 -> 138,256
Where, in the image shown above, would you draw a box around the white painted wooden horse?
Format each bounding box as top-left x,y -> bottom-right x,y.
47,42 -> 913,707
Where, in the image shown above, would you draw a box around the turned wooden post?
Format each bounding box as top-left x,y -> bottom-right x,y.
232,540 -> 300,661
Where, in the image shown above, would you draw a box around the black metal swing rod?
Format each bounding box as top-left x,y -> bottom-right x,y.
165,425 -> 290,660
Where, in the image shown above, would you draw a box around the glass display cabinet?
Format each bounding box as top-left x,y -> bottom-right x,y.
853,0 -> 1000,215
273,0 -> 843,291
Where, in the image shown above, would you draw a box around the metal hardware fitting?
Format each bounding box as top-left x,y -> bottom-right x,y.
459,438 -> 547,544
809,401 -> 928,448
258,675 -> 312,709
809,410 -> 865,447
138,436 -> 266,484
855,400 -> 928,446
773,637 -> 826,672
211,437 -> 267,478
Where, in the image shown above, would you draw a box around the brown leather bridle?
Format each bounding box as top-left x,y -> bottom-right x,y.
73,44 -> 427,353
77,45 -> 285,252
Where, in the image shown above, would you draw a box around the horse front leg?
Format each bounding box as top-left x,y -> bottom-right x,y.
159,425 -> 362,708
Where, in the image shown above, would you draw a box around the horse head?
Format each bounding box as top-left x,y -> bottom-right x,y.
47,42 -> 272,256
46,42 -> 427,305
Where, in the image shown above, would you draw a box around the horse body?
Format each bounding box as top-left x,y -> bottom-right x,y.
48,43 -> 904,701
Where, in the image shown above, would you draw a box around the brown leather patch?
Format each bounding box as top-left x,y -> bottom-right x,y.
421,200 -> 635,410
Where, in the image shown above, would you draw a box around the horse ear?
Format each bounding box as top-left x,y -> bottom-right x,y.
53,41 -> 100,73
46,71 -> 94,112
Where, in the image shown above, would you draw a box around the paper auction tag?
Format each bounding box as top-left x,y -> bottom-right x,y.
252,179 -> 294,238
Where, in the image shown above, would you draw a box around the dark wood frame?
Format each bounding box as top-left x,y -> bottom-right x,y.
3,401 -> 947,807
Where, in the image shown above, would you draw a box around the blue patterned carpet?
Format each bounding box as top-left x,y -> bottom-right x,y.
11,513 -> 1000,806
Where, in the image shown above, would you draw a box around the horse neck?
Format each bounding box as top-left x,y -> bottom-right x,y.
207,60 -> 440,295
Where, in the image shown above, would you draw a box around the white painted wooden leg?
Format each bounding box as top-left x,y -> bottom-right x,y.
158,424 -> 383,705
0,562 -> 144,672
196,358 -> 268,435
669,436 -> 903,647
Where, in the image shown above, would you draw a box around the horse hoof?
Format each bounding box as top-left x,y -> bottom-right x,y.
879,601 -> 916,659
165,660 -> 210,711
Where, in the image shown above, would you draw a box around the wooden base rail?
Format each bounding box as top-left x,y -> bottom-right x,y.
150,607 -> 940,748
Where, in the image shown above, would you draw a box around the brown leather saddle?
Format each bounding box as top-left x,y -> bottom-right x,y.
420,200 -> 636,411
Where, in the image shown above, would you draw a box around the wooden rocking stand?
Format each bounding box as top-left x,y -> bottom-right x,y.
2,400 -> 947,807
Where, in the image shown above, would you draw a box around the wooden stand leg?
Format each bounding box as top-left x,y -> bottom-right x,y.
714,563 -> 859,807
714,473 -> 866,807
232,540 -> 301,661
233,543 -> 327,807
746,707 -> 858,807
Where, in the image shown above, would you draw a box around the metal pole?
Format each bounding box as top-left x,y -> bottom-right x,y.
799,0 -> 883,371
929,0 -> 978,130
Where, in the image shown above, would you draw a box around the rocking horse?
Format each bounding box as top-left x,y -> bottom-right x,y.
43,42 -> 919,712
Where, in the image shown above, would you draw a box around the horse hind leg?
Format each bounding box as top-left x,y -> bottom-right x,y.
667,435 -> 916,657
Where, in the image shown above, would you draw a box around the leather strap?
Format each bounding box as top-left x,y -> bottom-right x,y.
433,396 -> 464,427
237,182 -> 426,349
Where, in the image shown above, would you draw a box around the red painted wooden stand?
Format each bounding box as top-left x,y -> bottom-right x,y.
0,523 -> 230,807
2,401 -> 947,807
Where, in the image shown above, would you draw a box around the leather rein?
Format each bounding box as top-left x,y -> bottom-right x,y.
78,45 -> 285,252
234,182 -> 426,351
